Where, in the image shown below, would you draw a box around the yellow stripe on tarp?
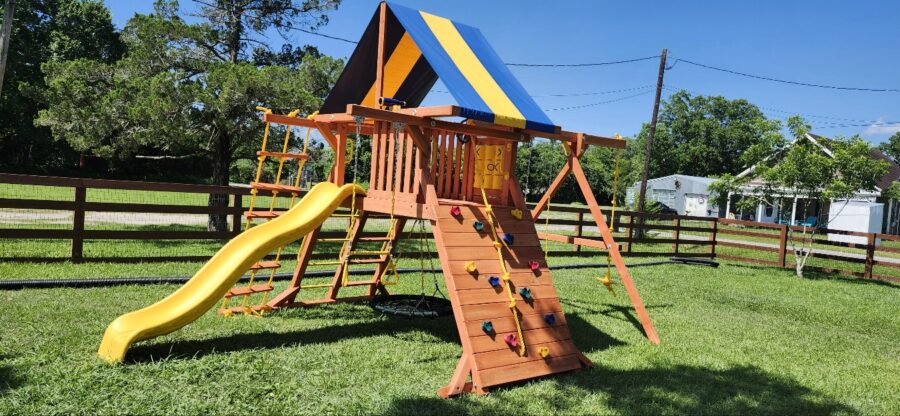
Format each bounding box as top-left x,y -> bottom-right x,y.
361,32 -> 422,107
419,11 -> 526,129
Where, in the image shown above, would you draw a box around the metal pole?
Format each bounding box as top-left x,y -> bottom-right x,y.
0,0 -> 16,96
636,49 -> 667,214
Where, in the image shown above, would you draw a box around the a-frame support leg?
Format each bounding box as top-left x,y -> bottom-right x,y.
437,354 -> 487,398
570,156 -> 660,344
268,226 -> 321,308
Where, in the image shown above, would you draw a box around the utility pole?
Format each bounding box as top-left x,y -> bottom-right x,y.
637,48 -> 667,215
0,0 -> 15,96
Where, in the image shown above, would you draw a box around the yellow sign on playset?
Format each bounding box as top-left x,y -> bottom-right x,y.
97,1 -> 658,398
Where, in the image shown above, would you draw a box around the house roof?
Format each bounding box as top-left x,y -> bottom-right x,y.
319,2 -> 557,133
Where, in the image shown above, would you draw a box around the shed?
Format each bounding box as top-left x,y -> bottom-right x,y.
626,175 -> 720,217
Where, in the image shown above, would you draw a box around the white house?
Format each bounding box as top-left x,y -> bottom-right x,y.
724,133 -> 900,235
625,174 -> 721,217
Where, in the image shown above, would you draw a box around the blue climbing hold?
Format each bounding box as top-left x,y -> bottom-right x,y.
481,320 -> 494,333
544,313 -> 557,325
488,276 -> 501,288
473,220 -> 484,232
519,287 -> 532,300
502,233 -> 514,245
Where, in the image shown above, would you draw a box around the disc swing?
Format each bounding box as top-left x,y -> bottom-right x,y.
367,108 -> 451,319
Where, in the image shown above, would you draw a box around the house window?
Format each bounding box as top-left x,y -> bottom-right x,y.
765,206 -> 773,217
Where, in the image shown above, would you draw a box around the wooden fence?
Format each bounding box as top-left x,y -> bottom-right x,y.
1,173 -> 898,284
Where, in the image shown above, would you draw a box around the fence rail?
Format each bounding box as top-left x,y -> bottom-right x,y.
0,174 -> 898,284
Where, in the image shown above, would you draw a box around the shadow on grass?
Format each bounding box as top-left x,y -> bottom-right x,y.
125,311 -> 459,363
562,299 -> 672,341
386,364 -> 857,416
0,354 -> 24,395
726,261 -> 899,289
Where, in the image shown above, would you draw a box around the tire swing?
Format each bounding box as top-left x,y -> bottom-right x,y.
368,120 -> 451,319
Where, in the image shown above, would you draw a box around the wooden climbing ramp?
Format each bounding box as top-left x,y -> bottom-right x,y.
432,202 -> 592,397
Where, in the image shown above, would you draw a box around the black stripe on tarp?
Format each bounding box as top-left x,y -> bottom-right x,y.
392,55 -> 438,108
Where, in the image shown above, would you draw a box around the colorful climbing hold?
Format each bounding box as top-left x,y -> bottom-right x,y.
488,276 -> 501,288
519,287 -> 533,300
449,206 -> 462,217
510,208 -> 523,220
538,346 -> 550,358
544,313 -> 556,325
504,333 -> 519,348
528,260 -> 540,271
502,233 -> 515,245
473,220 -> 484,232
465,261 -> 477,273
481,320 -> 494,333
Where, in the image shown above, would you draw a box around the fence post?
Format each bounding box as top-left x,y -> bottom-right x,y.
627,214 -> 634,253
232,192 -> 243,237
673,217 -> 681,254
778,225 -> 788,268
574,211 -> 583,252
864,232 -> 875,279
709,219 -> 717,258
71,185 -> 86,263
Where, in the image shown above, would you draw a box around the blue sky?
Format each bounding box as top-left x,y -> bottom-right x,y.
105,1 -> 900,143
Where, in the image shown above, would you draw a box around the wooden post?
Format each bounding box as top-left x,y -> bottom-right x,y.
778,224 -> 788,268
71,186 -> 86,263
709,219 -> 718,258
0,0 -> 15,96
231,193 -> 243,237
375,1 -> 387,103
627,214 -> 634,253
673,217 -> 681,254
865,232 -> 875,279
575,211 -> 583,252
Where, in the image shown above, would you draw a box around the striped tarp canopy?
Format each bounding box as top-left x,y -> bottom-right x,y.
320,2 -> 557,133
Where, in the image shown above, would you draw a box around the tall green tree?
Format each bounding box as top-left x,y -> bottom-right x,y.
629,90 -> 780,179
711,116 -> 888,277
878,131 -> 900,162
0,0 -> 121,173
38,0 -> 343,230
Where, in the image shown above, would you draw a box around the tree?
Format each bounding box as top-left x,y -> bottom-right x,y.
38,0 -> 343,230
710,116 -> 889,277
0,0 -> 122,173
878,132 -> 900,162
629,90 -> 780,179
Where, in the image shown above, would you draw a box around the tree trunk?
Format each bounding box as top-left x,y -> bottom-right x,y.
208,131 -> 231,231
0,0 -> 16,96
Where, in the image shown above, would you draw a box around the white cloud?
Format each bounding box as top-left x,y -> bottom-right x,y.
864,118 -> 900,136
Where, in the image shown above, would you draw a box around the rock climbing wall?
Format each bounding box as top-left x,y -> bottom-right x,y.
432,202 -> 591,395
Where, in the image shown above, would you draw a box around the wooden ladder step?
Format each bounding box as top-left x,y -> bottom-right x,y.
359,236 -> 393,242
250,182 -> 306,194
224,283 -> 274,298
311,258 -> 384,266
244,210 -> 286,219
250,261 -> 281,270
257,151 -> 309,160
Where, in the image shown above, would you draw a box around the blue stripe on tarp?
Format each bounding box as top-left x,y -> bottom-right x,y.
452,22 -> 557,133
457,107 -> 497,125
388,3 -> 493,120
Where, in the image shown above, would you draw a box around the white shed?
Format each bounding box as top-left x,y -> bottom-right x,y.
625,175 -> 720,217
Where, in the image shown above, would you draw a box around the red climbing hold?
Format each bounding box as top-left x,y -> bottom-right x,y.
504,333 -> 519,348
449,206 -> 462,217
528,260 -> 540,271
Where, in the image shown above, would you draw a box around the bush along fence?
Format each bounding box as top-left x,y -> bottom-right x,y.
0,173 -> 897,284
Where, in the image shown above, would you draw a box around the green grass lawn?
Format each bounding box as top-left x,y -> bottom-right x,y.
0,256 -> 897,415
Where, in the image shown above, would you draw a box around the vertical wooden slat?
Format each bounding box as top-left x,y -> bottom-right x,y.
709,219 -> 718,258
627,214 -> 634,253
452,135 -> 464,199
463,140 -> 475,201
404,131 -> 414,193
393,129 -> 404,194
386,122 -> 396,192
436,131 -> 447,197
575,211 -> 583,253
377,121 -> 388,190
71,186 -> 86,263
370,121 -> 381,191
865,232 -> 875,278
442,133 -> 454,198
231,193 -> 243,237
673,217 -> 681,254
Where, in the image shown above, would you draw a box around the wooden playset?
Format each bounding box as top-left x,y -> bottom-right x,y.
98,2 -> 659,398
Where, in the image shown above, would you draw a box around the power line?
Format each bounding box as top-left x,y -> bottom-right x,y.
543,90 -> 654,112
505,55 -> 660,67
432,85 -> 655,98
286,26 -> 358,44
671,58 -> 900,93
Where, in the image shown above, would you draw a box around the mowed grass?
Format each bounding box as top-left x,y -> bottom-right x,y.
0,257 -> 897,415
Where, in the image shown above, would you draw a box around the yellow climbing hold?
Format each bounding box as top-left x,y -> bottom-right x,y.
538,347 -> 550,358
465,261 -> 477,273
510,208 -> 523,220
